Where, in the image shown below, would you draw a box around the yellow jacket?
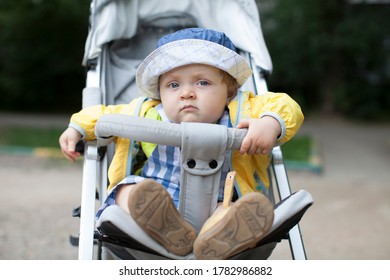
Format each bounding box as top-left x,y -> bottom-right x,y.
69,91 -> 304,196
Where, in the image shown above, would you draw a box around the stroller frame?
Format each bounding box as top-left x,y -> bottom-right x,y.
73,0 -> 312,260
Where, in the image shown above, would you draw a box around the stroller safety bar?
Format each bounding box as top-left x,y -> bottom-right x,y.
95,114 -> 248,151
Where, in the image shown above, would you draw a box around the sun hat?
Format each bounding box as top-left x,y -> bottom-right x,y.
136,28 -> 252,100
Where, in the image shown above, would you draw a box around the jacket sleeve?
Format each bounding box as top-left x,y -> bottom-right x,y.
68,100 -> 142,141
250,91 -> 304,144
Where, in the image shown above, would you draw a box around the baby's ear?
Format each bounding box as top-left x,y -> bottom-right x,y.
227,88 -> 238,102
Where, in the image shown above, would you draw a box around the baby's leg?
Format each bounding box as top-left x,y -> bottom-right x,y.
115,184 -> 133,214
116,180 -> 197,256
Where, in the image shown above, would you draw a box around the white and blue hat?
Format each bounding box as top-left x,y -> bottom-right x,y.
136,28 -> 252,100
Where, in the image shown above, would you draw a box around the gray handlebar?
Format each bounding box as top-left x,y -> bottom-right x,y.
95,114 -> 247,150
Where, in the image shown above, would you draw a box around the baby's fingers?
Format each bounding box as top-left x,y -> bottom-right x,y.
236,119 -> 250,129
62,151 -> 78,162
59,137 -> 79,162
239,137 -> 252,155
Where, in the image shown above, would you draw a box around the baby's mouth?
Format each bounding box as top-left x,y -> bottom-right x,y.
180,105 -> 197,111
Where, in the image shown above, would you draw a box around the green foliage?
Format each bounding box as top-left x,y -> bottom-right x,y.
0,126 -> 63,148
257,0 -> 390,120
281,135 -> 311,162
0,0 -> 89,113
0,1 -> 389,120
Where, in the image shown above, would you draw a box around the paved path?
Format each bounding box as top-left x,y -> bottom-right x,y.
0,113 -> 389,259
0,112 -> 70,128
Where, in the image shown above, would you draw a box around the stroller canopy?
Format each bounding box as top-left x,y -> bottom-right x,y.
83,0 -> 273,72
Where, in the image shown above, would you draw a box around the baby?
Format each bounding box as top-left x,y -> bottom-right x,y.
59,28 -> 304,259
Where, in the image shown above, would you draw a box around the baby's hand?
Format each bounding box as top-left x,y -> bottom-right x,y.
59,127 -> 82,162
236,117 -> 281,155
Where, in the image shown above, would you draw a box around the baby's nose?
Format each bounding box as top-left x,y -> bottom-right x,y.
180,86 -> 196,99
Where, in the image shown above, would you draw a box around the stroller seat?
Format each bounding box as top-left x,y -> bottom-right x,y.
97,190 -> 312,260
74,0 -> 313,260
93,115 -> 312,260
90,113 -> 313,260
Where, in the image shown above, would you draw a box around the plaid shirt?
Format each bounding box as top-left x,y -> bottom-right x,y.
142,105 -> 231,207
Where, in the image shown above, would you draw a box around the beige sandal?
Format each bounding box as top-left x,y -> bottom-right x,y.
127,179 -> 197,256
193,171 -> 274,260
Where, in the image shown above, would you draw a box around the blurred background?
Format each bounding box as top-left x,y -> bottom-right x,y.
1,0 -> 389,119
0,0 -> 389,260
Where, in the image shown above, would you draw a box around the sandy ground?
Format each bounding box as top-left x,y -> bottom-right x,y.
270,116 -> 390,260
0,113 -> 389,260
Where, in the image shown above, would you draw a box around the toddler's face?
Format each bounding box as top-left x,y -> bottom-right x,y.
159,64 -> 229,124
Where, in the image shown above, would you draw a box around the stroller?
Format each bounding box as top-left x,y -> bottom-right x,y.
72,0 -> 313,260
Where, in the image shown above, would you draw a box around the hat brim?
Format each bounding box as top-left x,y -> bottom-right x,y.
136,39 -> 252,100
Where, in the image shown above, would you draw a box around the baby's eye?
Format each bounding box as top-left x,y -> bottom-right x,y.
198,80 -> 210,86
168,82 -> 179,89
